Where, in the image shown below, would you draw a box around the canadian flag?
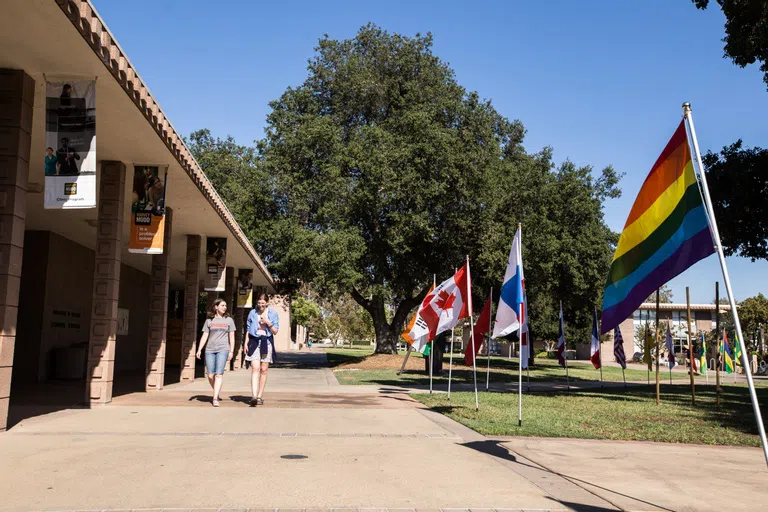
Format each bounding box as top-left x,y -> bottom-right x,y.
421,263 -> 471,341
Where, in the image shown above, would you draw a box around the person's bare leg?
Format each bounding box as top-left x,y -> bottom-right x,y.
213,374 -> 224,401
207,372 -> 215,390
250,362 -> 259,399
257,362 -> 269,399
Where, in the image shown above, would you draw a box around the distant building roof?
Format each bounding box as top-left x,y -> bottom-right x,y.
637,302 -> 732,312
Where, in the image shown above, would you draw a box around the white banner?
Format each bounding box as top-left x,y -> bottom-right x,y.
44,80 -> 96,209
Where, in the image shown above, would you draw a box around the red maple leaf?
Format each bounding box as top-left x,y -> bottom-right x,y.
435,289 -> 456,312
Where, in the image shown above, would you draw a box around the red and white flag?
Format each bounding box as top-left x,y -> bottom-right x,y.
590,308 -> 602,370
402,283 -> 436,354
422,263 -> 471,341
465,292 -> 491,366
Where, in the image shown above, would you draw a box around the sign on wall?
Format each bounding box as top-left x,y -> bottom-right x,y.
44,80 -> 96,209
204,237 -> 227,291
128,165 -> 168,254
236,268 -> 253,308
117,308 -> 130,336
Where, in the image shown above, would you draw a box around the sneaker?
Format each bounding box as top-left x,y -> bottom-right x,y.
212,399 -> 219,407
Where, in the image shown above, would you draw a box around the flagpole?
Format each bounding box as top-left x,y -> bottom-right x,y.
655,289 -> 661,405
429,274 -> 435,395
684,103 -> 768,466
486,287 -> 493,391
686,287 -> 696,405
622,367 -> 626,388
448,325 -> 454,400
597,308 -> 603,388
466,256 -> 479,412
518,300 -> 523,426
398,344 -> 412,376
715,281 -> 721,408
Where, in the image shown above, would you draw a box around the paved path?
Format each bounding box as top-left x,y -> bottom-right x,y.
1,350 -> 766,512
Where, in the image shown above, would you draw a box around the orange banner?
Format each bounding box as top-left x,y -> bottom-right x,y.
128,165 -> 167,254
129,213 -> 165,254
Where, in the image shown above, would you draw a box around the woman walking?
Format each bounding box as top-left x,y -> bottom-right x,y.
245,293 -> 279,406
196,298 -> 236,407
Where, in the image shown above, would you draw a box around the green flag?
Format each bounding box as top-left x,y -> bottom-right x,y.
733,334 -> 743,366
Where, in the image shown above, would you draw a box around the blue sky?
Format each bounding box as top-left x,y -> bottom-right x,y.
93,0 -> 767,304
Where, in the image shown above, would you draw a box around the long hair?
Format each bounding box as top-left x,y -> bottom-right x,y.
208,298 -> 230,318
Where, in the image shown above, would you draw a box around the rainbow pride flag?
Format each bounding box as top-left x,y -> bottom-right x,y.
601,121 -> 715,334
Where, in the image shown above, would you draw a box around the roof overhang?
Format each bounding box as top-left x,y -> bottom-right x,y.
0,0 -> 274,291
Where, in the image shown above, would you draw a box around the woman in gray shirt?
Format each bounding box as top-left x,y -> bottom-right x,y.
196,298 -> 236,407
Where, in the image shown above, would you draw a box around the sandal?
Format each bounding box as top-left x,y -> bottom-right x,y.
256,397 -> 264,406
249,397 -> 258,407
212,398 -> 220,407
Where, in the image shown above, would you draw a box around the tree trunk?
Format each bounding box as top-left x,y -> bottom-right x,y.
351,287 -> 428,355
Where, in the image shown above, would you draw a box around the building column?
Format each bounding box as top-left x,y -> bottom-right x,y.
180,235 -> 201,382
233,307 -> 245,369
0,69 -> 33,430
86,161 -> 126,404
145,208 -> 173,391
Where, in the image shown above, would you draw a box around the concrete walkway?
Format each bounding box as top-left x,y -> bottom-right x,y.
1,350 -> 766,512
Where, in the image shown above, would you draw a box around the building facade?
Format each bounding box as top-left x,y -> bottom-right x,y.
0,0 -> 298,431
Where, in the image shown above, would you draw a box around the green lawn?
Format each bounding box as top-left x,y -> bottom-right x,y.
413,385 -> 768,446
327,348 -> 690,387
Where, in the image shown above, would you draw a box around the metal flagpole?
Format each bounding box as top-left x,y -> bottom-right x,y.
448,325 -> 455,399
429,338 -> 433,394
622,367 -> 627,388
684,103 -> 768,467
429,274 -> 435,394
398,344 -> 412,376
447,267 -> 460,399
486,287 -> 493,391
655,290 -> 661,404
466,256 -> 479,411
686,287 -> 696,405
597,309 -> 603,388
518,301 -> 523,426
716,281 -> 721,407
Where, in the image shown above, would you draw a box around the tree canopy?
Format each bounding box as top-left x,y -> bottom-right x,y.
190,25 -> 621,352
693,0 -> 768,90
702,141 -> 768,261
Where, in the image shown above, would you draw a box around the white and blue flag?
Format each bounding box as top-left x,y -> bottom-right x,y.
492,226 -> 524,339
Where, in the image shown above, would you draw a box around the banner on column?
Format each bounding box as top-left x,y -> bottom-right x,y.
129,165 -> 168,254
204,237 -> 227,291
44,80 -> 96,209
237,268 -> 253,308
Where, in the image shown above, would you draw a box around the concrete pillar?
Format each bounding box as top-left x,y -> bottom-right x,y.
269,295 -> 292,352
180,235 -> 201,382
233,307 -> 245,369
145,208 -> 172,391
0,69 -> 33,430
86,161 -> 126,404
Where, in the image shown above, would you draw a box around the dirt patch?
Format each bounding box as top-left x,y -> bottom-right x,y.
336,353 -> 425,371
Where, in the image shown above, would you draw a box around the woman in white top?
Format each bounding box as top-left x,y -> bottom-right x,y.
244,293 -> 279,406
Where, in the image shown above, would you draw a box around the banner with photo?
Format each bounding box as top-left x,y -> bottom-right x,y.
236,268 -> 253,308
204,237 -> 227,291
44,80 -> 96,209
129,165 -> 168,254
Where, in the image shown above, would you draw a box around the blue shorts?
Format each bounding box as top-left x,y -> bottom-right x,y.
205,350 -> 229,375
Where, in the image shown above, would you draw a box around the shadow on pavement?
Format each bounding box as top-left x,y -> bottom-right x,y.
462,440 -> 675,512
